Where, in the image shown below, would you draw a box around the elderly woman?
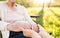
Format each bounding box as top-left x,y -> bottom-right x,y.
0,0 -> 52,38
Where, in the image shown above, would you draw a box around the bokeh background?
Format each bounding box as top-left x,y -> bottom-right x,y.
0,0 -> 60,38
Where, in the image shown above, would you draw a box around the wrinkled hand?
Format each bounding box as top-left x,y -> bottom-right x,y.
31,24 -> 39,33
12,21 -> 32,29
14,21 -> 39,32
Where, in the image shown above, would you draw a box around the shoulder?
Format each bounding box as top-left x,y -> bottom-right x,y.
17,4 -> 26,11
17,4 -> 28,14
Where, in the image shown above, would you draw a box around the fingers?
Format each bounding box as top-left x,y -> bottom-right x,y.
32,24 -> 39,33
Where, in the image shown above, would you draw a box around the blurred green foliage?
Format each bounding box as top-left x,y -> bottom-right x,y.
0,0 -> 5,1
36,7 -> 60,38
17,0 -> 31,7
36,9 -> 44,26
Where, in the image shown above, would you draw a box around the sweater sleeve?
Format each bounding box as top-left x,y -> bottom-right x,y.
0,3 -> 10,31
22,6 -> 37,25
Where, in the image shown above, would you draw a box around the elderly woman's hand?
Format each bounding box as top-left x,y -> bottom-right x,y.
13,21 -> 39,32
12,21 -> 32,29
31,24 -> 39,33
